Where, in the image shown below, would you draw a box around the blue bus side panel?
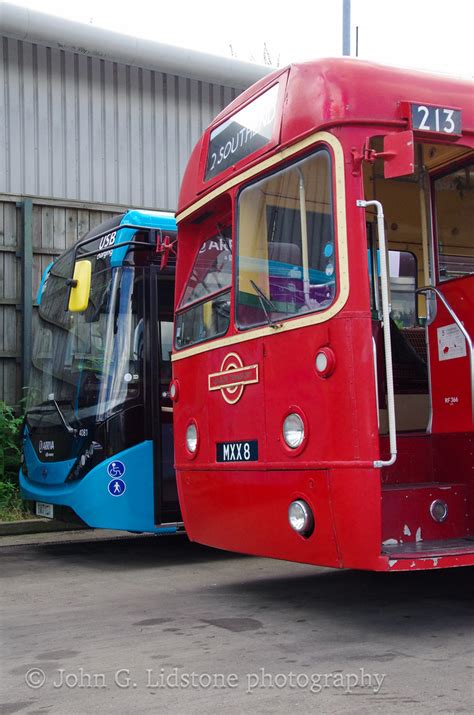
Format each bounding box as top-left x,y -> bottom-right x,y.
20,440 -> 169,533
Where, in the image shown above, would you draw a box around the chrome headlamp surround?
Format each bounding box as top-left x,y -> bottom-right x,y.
185,421 -> 199,457
282,413 -> 305,449
288,499 -> 314,537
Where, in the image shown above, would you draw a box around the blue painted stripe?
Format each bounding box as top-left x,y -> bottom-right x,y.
36,261 -> 54,305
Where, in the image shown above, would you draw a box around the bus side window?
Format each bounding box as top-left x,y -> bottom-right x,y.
236,149 -> 336,329
174,226 -> 232,350
368,244 -> 417,328
434,163 -> 474,281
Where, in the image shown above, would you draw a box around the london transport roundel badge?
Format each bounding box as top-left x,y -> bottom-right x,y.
208,352 -> 259,405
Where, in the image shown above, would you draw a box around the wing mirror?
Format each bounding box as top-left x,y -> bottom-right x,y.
68,260 -> 92,312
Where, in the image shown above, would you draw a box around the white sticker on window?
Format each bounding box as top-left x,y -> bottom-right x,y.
437,323 -> 467,361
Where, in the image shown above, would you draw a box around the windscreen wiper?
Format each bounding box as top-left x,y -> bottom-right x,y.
249,280 -> 282,328
47,394 -> 78,437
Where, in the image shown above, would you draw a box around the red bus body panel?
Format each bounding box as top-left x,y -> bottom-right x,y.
174,58 -> 474,572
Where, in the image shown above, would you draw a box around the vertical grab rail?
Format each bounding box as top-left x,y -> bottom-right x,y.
416,285 -> 474,421
357,199 -> 397,467
297,168 -> 311,305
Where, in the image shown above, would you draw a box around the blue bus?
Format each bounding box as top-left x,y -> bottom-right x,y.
20,209 -> 182,534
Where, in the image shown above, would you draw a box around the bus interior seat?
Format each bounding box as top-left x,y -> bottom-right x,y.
268,241 -> 302,266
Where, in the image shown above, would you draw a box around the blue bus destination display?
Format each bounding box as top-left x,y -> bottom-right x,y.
205,84 -> 279,181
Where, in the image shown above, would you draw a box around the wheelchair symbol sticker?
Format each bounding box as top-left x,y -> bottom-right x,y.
108,479 -> 126,497
107,460 -> 125,479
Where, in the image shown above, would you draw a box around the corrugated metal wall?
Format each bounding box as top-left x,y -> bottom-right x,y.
0,36 -> 239,209
0,33 -> 245,405
0,196 -> 123,405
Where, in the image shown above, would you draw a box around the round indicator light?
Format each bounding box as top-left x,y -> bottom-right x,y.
315,347 -> 336,378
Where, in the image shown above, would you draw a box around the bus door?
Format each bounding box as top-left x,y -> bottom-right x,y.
422,161 -> 474,433
367,224 -> 428,436
149,267 -> 181,525
362,139 -> 473,550
364,140 -> 473,437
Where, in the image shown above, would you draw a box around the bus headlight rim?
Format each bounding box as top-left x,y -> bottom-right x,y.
288,499 -> 314,537
185,420 -> 199,457
282,412 -> 305,450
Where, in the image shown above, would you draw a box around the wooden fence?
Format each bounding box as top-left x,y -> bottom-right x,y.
0,195 -> 125,407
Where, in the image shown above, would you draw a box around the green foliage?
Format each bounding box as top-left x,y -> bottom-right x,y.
0,401 -> 29,520
0,402 -> 23,481
0,479 -> 28,521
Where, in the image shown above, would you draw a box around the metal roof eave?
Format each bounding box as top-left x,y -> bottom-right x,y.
0,1 -> 274,88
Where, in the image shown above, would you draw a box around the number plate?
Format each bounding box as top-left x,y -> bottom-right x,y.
36,502 -> 54,518
216,440 -> 258,462
409,103 -> 462,136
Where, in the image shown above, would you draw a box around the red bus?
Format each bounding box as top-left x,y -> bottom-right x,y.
172,58 -> 473,571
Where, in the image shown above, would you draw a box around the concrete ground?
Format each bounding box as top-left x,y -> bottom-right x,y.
1,531 -> 473,714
